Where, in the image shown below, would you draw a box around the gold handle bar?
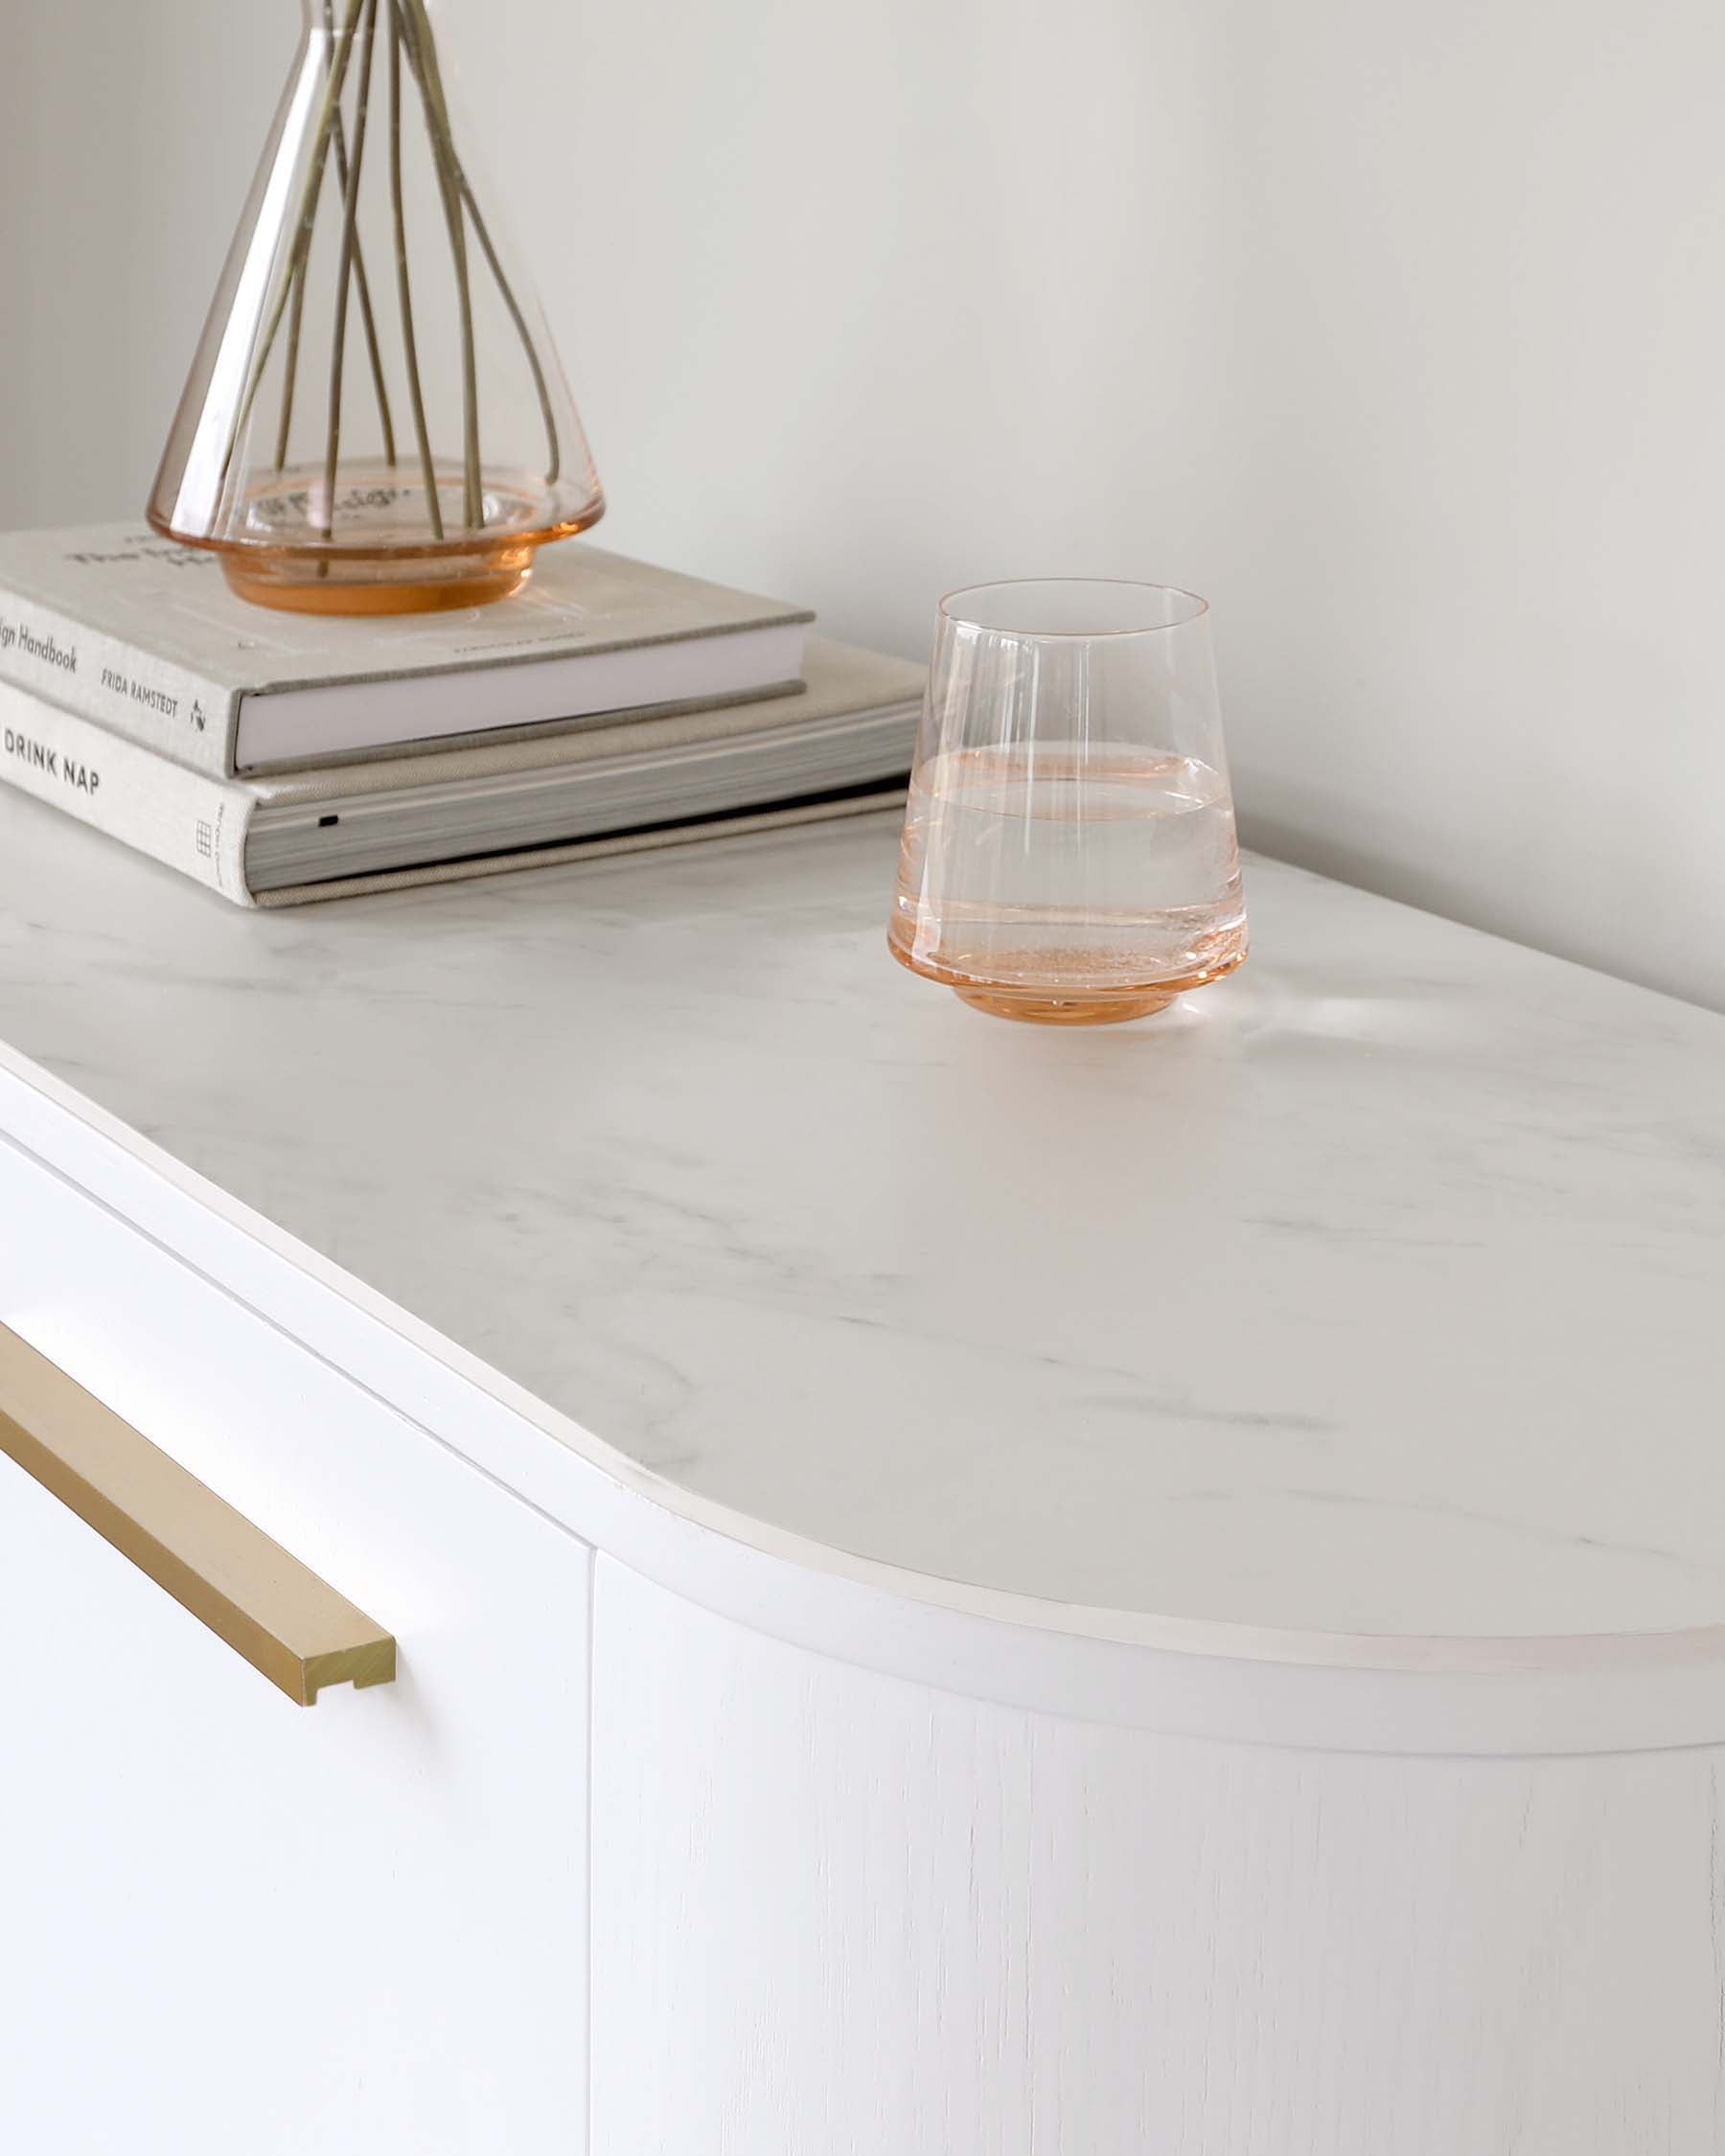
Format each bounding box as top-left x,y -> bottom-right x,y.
0,1321 -> 396,1706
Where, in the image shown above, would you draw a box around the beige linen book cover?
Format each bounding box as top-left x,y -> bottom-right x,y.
0,641 -> 923,909
0,527 -> 812,776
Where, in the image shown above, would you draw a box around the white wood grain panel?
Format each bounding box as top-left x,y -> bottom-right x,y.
0,1140 -> 592,2156
592,1557 -> 1725,2155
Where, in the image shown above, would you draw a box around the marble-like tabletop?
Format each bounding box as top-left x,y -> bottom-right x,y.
2,789 -> 1723,1649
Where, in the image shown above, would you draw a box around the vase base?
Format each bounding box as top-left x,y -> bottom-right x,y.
218,544 -> 534,616
149,465 -> 605,617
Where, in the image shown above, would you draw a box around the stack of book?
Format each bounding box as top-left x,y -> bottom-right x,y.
0,525 -> 924,907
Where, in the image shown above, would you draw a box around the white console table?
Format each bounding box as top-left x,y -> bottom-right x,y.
2,790 -> 1723,2154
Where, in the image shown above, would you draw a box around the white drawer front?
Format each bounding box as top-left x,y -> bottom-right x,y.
0,1134 -> 590,2156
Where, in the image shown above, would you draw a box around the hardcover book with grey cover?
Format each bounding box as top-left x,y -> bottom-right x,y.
0,525 -> 811,779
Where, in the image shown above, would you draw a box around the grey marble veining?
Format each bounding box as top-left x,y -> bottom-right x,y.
3,788 -> 1724,1642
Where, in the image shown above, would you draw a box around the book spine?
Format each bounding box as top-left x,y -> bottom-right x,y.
0,681 -> 254,906
0,586 -> 241,777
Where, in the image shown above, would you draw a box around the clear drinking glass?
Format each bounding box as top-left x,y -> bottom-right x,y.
888,579 -> 1247,1024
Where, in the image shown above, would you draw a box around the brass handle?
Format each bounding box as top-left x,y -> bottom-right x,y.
0,1321 -> 396,1707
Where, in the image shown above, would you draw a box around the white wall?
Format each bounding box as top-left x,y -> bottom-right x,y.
3,0 -> 1722,1006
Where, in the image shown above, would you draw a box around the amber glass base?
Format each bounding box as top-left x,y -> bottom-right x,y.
953,985 -> 1181,1024
889,933 -> 1247,1025
149,463 -> 604,617
218,541 -> 536,615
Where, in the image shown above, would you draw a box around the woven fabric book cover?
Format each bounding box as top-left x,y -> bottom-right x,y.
0,527 -> 811,776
